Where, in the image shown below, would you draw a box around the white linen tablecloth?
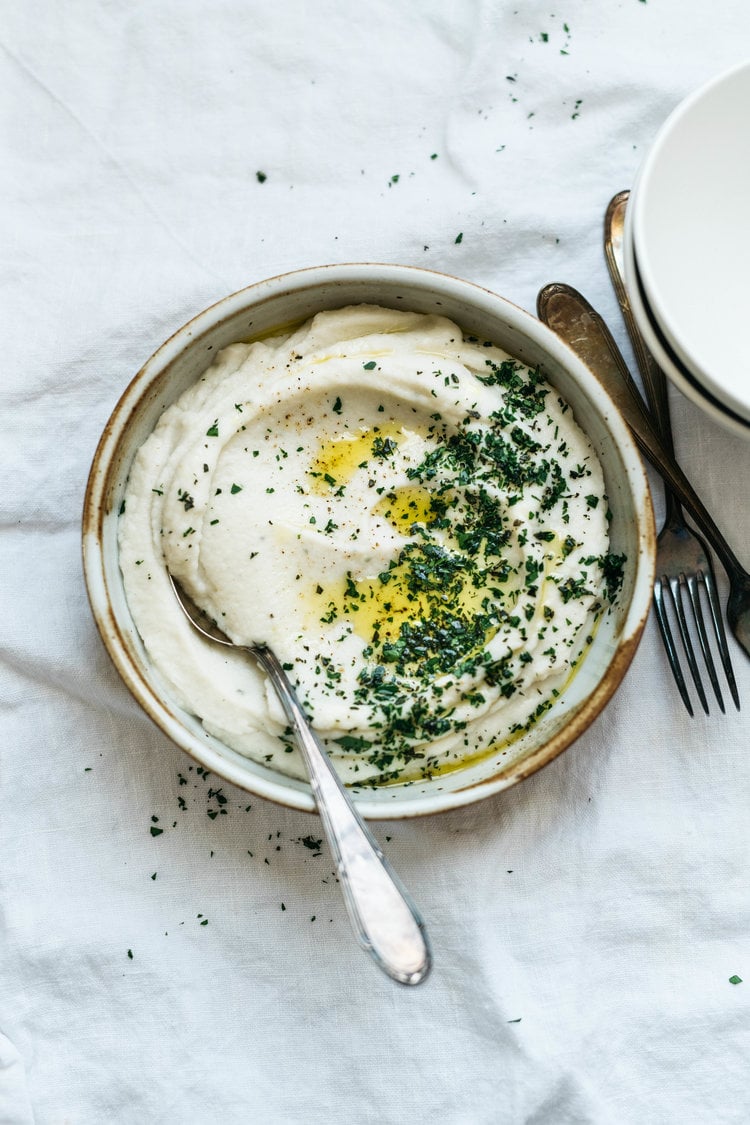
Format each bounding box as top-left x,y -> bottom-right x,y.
2,3 -> 749,1121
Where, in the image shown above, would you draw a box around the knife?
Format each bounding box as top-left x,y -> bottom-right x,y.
536,281 -> 745,588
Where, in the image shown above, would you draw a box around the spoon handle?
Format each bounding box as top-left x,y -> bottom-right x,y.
536,282 -> 745,580
252,645 -> 432,986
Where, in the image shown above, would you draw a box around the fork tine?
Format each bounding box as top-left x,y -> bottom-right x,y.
668,574 -> 710,715
653,578 -> 694,716
684,572 -> 725,713
700,566 -> 741,710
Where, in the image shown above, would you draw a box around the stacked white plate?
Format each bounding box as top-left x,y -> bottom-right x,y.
624,60 -> 750,438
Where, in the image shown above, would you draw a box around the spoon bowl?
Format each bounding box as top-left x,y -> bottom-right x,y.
167,571 -> 432,986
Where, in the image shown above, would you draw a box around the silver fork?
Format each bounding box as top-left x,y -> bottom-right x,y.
605,190 -> 739,715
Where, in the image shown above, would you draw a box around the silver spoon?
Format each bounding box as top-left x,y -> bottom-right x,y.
168,572 -> 432,986
536,282 -> 750,662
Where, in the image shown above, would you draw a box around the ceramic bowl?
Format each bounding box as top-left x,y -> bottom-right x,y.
628,61 -> 750,433
82,263 -> 655,818
623,203 -> 750,438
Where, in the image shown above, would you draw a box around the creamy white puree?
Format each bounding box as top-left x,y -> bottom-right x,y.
119,306 -> 620,785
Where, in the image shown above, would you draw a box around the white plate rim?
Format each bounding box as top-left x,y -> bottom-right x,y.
623,195 -> 750,438
630,59 -> 750,420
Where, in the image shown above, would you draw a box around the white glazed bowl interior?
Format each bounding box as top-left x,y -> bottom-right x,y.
83,264 -> 655,818
623,195 -> 750,439
630,61 -> 750,428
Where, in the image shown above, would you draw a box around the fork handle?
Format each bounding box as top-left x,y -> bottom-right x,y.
250,645 -> 432,987
536,283 -> 745,580
604,191 -> 682,529
604,191 -> 676,452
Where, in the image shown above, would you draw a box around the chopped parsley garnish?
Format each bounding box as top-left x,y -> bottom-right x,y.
154,331 -> 620,787
372,435 -> 398,459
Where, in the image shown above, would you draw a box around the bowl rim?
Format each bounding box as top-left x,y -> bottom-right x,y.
82,261 -> 655,818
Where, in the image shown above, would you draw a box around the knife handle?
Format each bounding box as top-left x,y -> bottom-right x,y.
536,282 -> 742,579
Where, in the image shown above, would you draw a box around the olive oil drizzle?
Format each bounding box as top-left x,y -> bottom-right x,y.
295,355 -> 625,782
